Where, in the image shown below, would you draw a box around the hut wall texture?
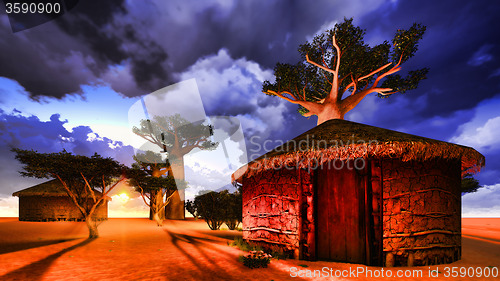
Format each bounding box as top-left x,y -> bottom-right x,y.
242,168 -> 314,259
18,196 -> 108,222
382,159 -> 461,267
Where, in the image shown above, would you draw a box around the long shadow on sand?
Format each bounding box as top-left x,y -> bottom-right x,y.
0,238 -> 94,281
196,226 -> 243,241
163,228 -> 305,281
164,228 -> 234,279
0,238 -> 79,255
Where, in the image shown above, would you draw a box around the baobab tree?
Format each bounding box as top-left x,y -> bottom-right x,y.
12,149 -> 126,238
127,151 -> 185,226
132,113 -> 216,219
263,18 -> 429,124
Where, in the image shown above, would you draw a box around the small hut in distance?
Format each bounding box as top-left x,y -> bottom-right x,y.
13,179 -> 109,222
232,119 -> 485,267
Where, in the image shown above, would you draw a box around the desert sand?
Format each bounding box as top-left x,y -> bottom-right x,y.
0,217 -> 498,281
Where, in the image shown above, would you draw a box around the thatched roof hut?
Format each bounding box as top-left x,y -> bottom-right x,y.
13,179 -> 109,222
233,119 -> 484,267
233,119 -> 484,182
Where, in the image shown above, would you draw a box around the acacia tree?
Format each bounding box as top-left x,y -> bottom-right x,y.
263,18 -> 429,124
127,151 -> 185,226
132,114 -> 216,219
12,149 -> 126,238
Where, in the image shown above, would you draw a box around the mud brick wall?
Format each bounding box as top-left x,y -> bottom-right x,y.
382,159 -> 461,266
242,168 -> 313,258
19,196 -> 108,222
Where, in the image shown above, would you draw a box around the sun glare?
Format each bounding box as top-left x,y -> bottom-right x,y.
117,193 -> 130,204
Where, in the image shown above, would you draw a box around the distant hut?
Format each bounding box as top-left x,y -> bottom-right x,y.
13,179 -> 109,222
232,119 -> 484,267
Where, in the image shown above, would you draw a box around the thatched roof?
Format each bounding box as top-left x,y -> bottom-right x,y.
233,119 -> 485,182
12,179 -> 108,199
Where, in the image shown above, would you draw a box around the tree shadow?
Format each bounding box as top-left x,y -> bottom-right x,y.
164,228 -> 246,280
0,238 -> 79,255
0,238 -> 95,281
163,228 -> 304,280
197,229 -> 243,240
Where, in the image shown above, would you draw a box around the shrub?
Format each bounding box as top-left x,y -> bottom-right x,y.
230,237 -> 262,252
185,199 -> 199,219
242,251 -> 272,269
194,191 -> 225,230
191,189 -> 242,230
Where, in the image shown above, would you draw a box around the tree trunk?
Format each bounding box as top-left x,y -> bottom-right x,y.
152,212 -> 163,226
85,216 -> 99,238
165,157 -> 185,220
316,102 -> 345,125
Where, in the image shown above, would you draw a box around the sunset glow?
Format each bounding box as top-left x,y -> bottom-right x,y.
116,193 -> 130,204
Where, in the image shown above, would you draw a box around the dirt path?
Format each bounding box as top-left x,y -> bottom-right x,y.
0,218 -> 499,280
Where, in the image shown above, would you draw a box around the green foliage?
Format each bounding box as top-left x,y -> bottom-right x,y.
185,199 -> 198,218
132,114 -> 217,159
461,173 -> 482,194
223,190 -> 242,230
229,237 -> 262,252
263,17 -> 429,115
242,251 -> 272,269
127,152 -> 183,193
194,191 -> 226,230
11,148 -> 125,216
192,189 -> 242,230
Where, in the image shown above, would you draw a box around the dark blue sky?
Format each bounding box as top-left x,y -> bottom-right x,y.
1,0 -> 499,216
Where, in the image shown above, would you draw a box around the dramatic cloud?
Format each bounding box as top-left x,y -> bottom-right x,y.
0,110 -> 135,197
176,48 -> 316,157
450,95 -> 500,151
359,0 -> 500,118
1,0 -> 387,100
0,0 -> 170,98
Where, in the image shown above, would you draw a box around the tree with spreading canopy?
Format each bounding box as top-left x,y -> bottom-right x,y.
263,18 -> 429,124
12,148 -> 126,238
127,151 -> 186,226
132,113 -> 217,219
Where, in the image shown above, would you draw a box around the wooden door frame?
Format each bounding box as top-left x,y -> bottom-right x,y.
313,159 -> 383,265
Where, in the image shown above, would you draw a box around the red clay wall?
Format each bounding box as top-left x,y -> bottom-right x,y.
242,168 -> 314,258
382,159 -> 461,266
18,196 -> 108,222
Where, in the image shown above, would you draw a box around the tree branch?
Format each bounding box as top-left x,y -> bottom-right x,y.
330,34 -> 342,100
305,54 -> 336,74
159,190 -> 178,210
137,185 -> 151,208
80,172 -> 96,204
54,174 -> 87,216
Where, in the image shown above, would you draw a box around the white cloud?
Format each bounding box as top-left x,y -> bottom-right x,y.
450,95 -> 500,152
451,116 -> 500,151
0,196 -> 18,217
177,48 -> 285,141
462,183 -> 500,217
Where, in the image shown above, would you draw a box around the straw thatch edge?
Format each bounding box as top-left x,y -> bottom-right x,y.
232,141 -> 485,182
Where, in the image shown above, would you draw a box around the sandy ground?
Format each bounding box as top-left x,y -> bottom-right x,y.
0,218 -> 498,281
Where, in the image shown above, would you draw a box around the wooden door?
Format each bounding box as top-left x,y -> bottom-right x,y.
315,160 -> 367,263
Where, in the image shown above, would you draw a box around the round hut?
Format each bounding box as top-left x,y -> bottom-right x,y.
232,119 -> 484,267
12,179 -> 109,222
